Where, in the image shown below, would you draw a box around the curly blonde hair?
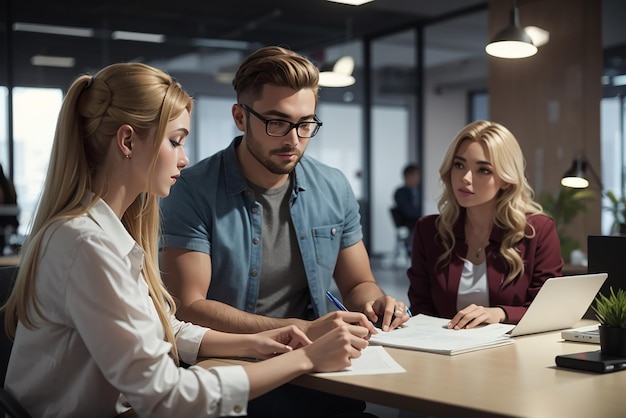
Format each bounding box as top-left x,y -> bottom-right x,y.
436,120 -> 543,284
3,63 -> 193,364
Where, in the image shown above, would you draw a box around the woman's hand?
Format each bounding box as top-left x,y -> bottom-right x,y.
243,325 -> 312,359
302,325 -> 370,373
301,310 -> 378,341
241,324 -> 371,399
448,304 -> 506,329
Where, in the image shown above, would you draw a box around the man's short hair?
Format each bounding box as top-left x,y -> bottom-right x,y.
232,46 -> 320,103
403,164 -> 420,177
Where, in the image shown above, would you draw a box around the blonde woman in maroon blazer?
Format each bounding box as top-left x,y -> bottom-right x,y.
407,120 -> 563,329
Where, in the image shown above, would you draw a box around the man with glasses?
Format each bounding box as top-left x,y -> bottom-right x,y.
159,46 -> 408,417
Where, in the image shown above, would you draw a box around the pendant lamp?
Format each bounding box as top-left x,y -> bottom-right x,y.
561,156 -> 604,190
319,56 -> 356,87
485,0 -> 537,59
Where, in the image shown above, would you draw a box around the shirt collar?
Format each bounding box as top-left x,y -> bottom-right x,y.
81,193 -> 137,257
224,136 -> 249,196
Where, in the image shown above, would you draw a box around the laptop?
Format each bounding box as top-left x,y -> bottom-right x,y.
561,324 -> 600,344
508,273 -> 607,337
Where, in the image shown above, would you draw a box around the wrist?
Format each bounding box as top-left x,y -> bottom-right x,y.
240,334 -> 261,358
287,348 -> 315,373
497,307 -> 507,323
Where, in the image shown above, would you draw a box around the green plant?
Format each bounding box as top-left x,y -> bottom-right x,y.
538,187 -> 596,260
604,190 -> 626,233
592,287 -> 626,328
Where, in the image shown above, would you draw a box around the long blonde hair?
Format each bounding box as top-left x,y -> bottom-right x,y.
3,63 -> 193,363
436,120 -> 543,284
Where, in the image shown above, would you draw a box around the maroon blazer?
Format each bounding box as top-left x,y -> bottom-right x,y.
407,213 -> 563,324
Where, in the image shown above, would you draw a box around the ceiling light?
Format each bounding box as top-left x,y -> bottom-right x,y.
485,0 -> 538,59
319,56 -> 356,88
326,0 -> 374,5
111,31 -> 165,43
31,55 -> 75,68
13,22 -> 94,38
192,38 -> 250,50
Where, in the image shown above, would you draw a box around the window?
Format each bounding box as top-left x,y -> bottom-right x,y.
11,87 -> 63,235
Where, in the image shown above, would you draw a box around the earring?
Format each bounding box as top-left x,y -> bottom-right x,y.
125,154 -> 131,159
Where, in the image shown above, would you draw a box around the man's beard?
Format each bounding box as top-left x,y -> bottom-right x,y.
246,134 -> 303,175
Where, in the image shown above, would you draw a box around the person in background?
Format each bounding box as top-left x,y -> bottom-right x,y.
407,120 -> 563,329
0,163 -> 19,252
2,62 -> 371,417
394,163 -> 422,230
393,163 -> 422,254
159,45 -> 406,417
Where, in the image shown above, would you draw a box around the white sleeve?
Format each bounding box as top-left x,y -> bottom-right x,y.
65,233 -> 250,416
169,312 -> 209,365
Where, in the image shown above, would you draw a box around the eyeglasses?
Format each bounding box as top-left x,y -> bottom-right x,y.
239,103 -> 323,138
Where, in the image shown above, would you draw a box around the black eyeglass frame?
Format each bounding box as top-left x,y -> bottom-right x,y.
239,103 -> 323,138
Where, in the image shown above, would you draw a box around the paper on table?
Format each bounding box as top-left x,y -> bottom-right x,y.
313,345 -> 406,377
369,314 -> 516,355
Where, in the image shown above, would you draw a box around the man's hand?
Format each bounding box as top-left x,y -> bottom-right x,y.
365,295 -> 410,331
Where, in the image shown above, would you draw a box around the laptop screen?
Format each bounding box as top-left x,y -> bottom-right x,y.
509,273 -> 607,337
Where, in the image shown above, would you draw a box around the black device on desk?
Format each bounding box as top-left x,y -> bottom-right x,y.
585,235 -> 626,319
556,350 -> 626,373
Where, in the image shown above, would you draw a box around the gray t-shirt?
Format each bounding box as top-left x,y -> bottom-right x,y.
248,176 -> 313,319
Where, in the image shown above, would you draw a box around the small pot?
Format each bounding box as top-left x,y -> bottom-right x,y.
599,325 -> 626,357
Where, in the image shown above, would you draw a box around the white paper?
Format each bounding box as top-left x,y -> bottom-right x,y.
369,314 -> 516,355
313,345 -> 406,376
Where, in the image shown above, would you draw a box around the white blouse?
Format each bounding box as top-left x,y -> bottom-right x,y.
457,258 -> 489,311
6,197 -> 249,417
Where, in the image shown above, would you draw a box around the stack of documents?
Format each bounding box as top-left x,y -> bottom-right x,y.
370,314 -> 515,355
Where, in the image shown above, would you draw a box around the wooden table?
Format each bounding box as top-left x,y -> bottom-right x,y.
0,256 -> 20,267
198,320 -> 626,418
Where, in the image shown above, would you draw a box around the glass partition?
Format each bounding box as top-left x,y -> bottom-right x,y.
370,29 -> 418,259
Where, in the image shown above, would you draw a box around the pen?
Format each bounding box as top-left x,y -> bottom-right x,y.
326,290 -> 348,311
326,290 -> 413,318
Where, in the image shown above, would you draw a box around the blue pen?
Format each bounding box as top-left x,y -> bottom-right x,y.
326,291 -> 348,311
327,290 -> 413,318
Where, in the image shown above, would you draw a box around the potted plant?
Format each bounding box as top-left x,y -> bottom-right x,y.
604,190 -> 626,235
538,187 -> 595,261
592,286 -> 626,357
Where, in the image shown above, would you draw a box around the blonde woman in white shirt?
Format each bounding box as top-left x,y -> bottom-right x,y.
1,62 -> 371,417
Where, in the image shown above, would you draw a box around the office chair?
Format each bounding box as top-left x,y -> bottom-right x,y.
389,207 -> 410,266
0,266 -> 32,418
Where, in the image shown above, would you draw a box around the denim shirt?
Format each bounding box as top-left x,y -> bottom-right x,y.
160,137 -> 363,317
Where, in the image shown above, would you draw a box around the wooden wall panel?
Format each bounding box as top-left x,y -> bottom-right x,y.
488,0 -> 602,258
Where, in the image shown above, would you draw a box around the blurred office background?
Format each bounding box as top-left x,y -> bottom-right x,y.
1,0 -> 625,262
